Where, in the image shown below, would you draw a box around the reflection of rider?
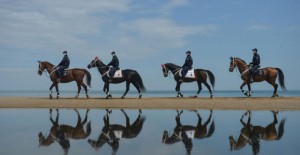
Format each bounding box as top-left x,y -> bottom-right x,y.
56,51 -> 70,82
107,51 -> 119,82
181,51 -> 193,79
249,48 -> 260,82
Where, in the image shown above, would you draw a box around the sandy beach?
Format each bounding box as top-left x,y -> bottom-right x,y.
0,97 -> 299,110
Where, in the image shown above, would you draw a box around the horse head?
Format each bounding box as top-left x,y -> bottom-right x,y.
229,57 -> 236,72
87,57 -> 107,70
162,131 -> 169,143
38,61 -> 44,75
161,64 -> 169,77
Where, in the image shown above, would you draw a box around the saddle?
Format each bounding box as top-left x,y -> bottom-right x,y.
179,69 -> 195,78
107,68 -> 123,78
253,68 -> 264,76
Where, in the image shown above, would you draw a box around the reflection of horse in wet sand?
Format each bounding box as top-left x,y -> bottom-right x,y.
162,110 -> 215,155
39,109 -> 91,154
88,110 -> 146,155
229,111 -> 286,155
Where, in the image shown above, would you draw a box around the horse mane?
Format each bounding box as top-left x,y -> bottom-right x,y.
165,63 -> 180,68
42,61 -> 55,67
234,57 -> 247,64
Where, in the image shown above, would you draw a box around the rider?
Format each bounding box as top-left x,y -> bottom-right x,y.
107,51 -> 119,82
249,48 -> 260,83
181,51 -> 193,80
56,51 -> 70,82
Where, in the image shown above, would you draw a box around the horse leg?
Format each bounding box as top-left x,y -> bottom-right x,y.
55,83 -> 59,99
203,81 -> 213,98
104,83 -> 112,99
194,81 -> 202,98
240,81 -> 248,97
175,81 -> 183,98
81,109 -> 89,125
203,110 -> 213,127
121,109 -> 131,127
75,82 -> 81,98
75,109 -> 82,126
267,80 -> 279,97
121,81 -> 130,99
49,83 -> 55,99
81,82 -> 89,99
133,81 -> 142,99
247,83 -> 252,97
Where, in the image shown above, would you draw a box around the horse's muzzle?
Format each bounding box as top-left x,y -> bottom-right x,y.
229,68 -> 234,72
38,71 -> 42,75
87,65 -> 91,69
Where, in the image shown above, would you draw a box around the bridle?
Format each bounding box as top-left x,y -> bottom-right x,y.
162,64 -> 170,77
229,58 -> 236,71
38,62 -> 56,78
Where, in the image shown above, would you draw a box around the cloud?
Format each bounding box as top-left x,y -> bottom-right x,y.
105,18 -> 219,58
0,0 -> 131,53
247,24 -> 270,31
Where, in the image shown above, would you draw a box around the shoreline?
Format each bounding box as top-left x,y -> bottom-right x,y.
0,97 -> 300,110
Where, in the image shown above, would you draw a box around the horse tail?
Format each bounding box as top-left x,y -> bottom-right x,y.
276,68 -> 286,91
84,121 -> 92,138
205,70 -> 215,89
206,120 -> 215,138
276,118 -> 286,140
136,72 -> 146,92
83,69 -> 92,88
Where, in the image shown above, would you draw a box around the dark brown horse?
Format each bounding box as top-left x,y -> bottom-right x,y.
39,109 -> 91,155
229,111 -> 286,155
162,63 -> 215,98
229,57 -> 286,97
88,109 -> 145,155
87,58 -> 145,99
162,110 -> 215,155
38,61 -> 91,99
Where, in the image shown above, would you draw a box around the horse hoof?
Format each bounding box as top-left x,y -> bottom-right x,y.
86,95 -> 89,99
210,95 -> 213,98
121,96 -> 125,99
74,95 -> 79,98
193,95 -> 198,98
180,94 -> 184,98
139,95 -> 142,99
49,95 -> 53,99
106,94 -> 112,99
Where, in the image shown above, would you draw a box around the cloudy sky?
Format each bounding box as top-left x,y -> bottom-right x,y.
0,0 -> 299,91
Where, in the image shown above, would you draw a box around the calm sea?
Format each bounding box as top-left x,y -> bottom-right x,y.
0,90 -> 299,98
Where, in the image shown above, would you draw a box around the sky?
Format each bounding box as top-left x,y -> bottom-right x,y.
0,0 -> 299,91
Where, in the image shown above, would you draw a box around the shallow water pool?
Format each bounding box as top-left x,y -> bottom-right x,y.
0,109 -> 298,155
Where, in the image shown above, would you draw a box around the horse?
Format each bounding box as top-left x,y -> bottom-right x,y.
229,111 -> 286,155
228,57 -> 286,97
88,109 -> 145,154
162,110 -> 215,155
37,61 -> 91,99
39,109 -> 91,155
87,58 -> 145,99
161,63 -> 215,98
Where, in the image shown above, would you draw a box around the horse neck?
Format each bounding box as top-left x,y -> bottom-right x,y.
44,62 -> 55,74
166,64 -> 180,74
96,61 -> 108,75
236,60 -> 248,74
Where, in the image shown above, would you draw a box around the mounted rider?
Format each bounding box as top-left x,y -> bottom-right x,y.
181,51 -> 193,79
56,51 -> 70,82
249,48 -> 260,82
107,51 -> 119,82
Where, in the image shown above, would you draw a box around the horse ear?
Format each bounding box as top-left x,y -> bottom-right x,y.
95,56 -> 99,60
38,60 -> 41,63
161,64 -> 165,68
230,57 -> 233,60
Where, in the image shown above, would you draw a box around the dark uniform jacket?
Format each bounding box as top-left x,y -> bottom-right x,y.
107,55 -> 119,68
183,55 -> 193,68
58,55 -> 70,68
250,53 -> 260,66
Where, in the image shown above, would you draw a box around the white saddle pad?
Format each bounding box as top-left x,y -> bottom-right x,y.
114,130 -> 123,139
113,70 -> 122,78
179,69 -> 195,78
107,69 -> 123,78
185,130 -> 195,139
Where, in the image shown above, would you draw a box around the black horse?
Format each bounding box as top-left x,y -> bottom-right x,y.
88,109 -> 146,155
162,63 -> 215,98
88,58 -> 145,99
162,110 -> 215,155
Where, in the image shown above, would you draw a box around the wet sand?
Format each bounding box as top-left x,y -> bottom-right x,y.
0,97 -> 299,110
